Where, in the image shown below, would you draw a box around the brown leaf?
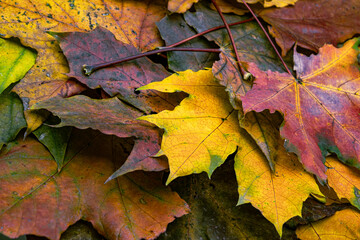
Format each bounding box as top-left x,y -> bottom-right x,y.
33,95 -> 167,178
0,130 -> 189,240
53,27 -> 183,114
259,0 -> 360,56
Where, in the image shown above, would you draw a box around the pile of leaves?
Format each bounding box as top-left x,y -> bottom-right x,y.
1,0 -> 360,239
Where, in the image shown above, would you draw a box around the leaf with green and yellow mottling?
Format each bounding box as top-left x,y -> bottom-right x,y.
296,208 -> 360,239
138,69 -> 242,184
235,137 -> 323,236
0,38 -> 36,94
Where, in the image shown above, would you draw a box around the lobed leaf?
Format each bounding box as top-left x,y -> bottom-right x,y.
0,0 -> 167,107
235,137 -> 323,236
139,69 -> 242,184
0,130 -> 189,240
260,0 -> 360,56
53,27 -> 183,114
33,95 -> 167,178
242,38 -> 360,181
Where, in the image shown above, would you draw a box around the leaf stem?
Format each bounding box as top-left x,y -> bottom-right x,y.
240,0 -> 294,77
83,17 -> 254,76
166,17 -> 254,48
83,47 -> 221,76
211,0 -> 251,80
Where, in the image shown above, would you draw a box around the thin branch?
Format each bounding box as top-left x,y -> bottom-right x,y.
211,0 -> 251,81
240,0 -> 294,77
83,47 -> 221,76
166,17 -> 254,48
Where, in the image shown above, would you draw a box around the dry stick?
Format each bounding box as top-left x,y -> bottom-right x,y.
83,47 -> 221,76
211,0 -> 252,81
240,0 -> 294,78
83,18 -> 254,76
166,17 -> 254,48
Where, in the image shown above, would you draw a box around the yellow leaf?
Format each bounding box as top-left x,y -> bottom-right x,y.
263,0 -> 298,8
296,208 -> 360,239
23,109 -> 50,138
0,38 -> 36,94
139,69 -> 242,184
326,156 -> 360,210
168,0 -> 199,13
235,137 -> 323,236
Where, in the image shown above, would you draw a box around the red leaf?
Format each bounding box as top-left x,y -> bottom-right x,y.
259,0 -> 360,56
242,38 -> 360,180
52,27 -> 184,114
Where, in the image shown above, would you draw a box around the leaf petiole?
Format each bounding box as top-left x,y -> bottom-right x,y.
211,0 -> 252,81
83,47 -> 221,76
83,17 -> 254,76
240,0 -> 294,77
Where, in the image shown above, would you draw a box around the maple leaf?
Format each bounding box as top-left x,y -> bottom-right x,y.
184,3 -> 290,169
33,95 -> 167,179
235,137 -> 322,236
162,160 -> 280,239
139,69 -> 322,236
52,27 -> 184,114
0,130 -> 189,240
0,0 -> 167,107
296,208 -> 360,239
259,0 -> 360,56
242,38 -> 360,181
325,156 -> 360,210
0,38 -> 36,94
138,69 -> 242,184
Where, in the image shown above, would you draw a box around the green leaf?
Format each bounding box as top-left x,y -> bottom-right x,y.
156,14 -> 218,72
0,38 -> 36,94
0,92 -> 27,150
33,125 -> 72,170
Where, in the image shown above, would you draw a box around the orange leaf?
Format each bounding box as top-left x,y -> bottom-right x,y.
242,38 -> 360,181
0,130 -> 189,240
0,0 -> 166,107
